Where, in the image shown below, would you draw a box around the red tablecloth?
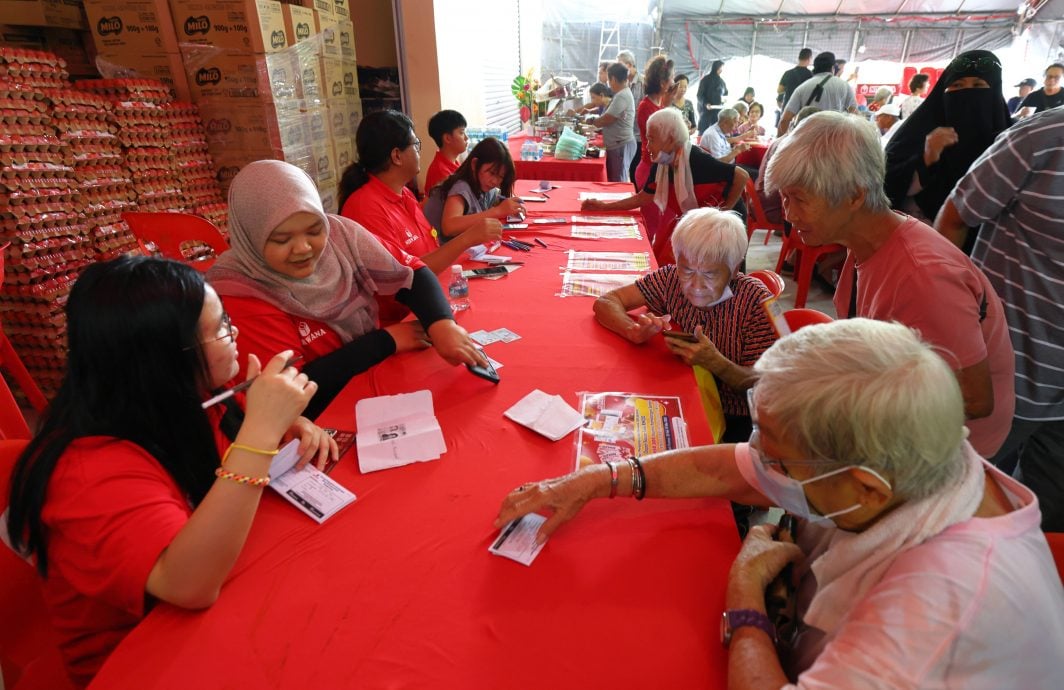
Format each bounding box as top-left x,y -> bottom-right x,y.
509,134 -> 607,182
90,198 -> 740,690
735,142 -> 769,169
515,179 -> 636,215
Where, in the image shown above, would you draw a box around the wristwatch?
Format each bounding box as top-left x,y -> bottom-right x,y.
720,609 -> 777,647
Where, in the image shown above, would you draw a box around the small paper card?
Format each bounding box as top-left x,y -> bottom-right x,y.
569,224 -> 642,240
504,390 -> 586,441
570,214 -> 637,225
577,191 -> 632,201
355,390 -> 446,473
470,329 -> 500,346
490,513 -> 548,566
490,327 -> 521,343
269,440 -> 357,523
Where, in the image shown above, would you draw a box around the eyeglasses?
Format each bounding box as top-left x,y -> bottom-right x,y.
947,54 -> 1001,73
746,390 -> 836,475
184,312 -> 236,351
409,137 -> 422,153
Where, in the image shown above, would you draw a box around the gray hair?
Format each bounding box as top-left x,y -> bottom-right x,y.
764,111 -> 891,213
733,101 -> 749,115
616,50 -> 636,67
873,86 -> 893,102
717,107 -> 738,123
647,107 -> 689,149
671,207 -> 748,271
752,318 -> 966,500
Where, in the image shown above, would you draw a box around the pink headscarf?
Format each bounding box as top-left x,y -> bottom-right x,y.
207,160 -> 413,342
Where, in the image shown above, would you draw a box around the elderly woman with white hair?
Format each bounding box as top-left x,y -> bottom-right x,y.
763,111 -> 1014,460
582,108 -> 747,254
495,318 -> 1064,688
593,207 -> 777,443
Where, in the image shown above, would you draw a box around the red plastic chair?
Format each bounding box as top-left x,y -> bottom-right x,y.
0,440 -> 77,690
774,230 -> 846,309
122,212 -> 228,272
0,244 -> 49,428
783,308 -> 834,333
747,269 -> 785,297
742,178 -> 784,245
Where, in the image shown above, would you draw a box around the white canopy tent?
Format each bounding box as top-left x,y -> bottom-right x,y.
540,0 -> 1064,92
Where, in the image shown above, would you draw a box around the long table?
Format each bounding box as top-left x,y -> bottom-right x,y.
508,134 -> 607,182
89,193 -> 740,689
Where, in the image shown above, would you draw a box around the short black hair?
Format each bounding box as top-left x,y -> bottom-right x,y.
589,82 -> 612,98
813,52 -> 836,74
607,62 -> 629,84
798,48 -> 813,61
427,109 -> 467,147
1047,63 -> 1064,74
908,73 -> 930,92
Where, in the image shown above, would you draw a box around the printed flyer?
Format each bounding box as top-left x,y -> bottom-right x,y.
574,392 -> 689,469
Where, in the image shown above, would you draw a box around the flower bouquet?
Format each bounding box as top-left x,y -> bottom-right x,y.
511,69 -> 541,124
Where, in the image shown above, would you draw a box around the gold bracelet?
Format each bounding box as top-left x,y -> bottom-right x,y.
214,466 -> 270,487
222,443 -> 279,465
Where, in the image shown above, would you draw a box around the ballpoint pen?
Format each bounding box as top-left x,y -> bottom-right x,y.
201,354 -> 304,409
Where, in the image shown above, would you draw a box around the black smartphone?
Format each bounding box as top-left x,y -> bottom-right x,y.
466,358 -> 500,384
662,330 -> 698,343
468,266 -> 509,277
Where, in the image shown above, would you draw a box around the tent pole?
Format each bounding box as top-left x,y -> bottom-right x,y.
749,23 -> 757,85
901,29 -> 912,64
951,28 -> 964,60
803,22 -> 810,50
849,21 -> 861,64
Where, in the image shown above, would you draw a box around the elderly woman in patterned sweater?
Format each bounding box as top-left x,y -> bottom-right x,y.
592,207 -> 778,443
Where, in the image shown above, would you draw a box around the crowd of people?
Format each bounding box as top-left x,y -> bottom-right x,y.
3,39 -> 1063,690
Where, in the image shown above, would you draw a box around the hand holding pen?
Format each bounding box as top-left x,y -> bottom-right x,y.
202,353 -> 304,409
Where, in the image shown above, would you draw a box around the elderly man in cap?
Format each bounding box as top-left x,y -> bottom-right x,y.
1007,77 -> 1035,115
875,102 -> 902,145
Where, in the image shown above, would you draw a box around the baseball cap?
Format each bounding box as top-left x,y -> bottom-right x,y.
878,103 -> 901,117
1016,78 -> 1037,87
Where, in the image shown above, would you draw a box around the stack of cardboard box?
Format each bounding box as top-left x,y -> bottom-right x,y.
79,0 -> 362,213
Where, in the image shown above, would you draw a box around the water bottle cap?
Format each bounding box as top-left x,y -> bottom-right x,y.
451,265 -> 463,273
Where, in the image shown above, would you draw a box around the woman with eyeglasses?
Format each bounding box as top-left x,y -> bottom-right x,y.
5,256 -> 331,687
884,50 -> 1011,253
209,160 -> 487,420
495,318 -> 1064,688
338,110 -> 502,289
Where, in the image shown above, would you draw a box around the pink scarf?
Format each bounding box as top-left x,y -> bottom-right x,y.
207,160 -> 412,342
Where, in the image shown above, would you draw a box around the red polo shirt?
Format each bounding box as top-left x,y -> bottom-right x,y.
424,151 -> 460,194
340,175 -> 432,323
341,175 -> 436,267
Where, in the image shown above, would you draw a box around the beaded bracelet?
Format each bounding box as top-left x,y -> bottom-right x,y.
605,460 -> 619,499
214,466 -> 270,487
631,456 -> 647,500
222,443 -> 280,466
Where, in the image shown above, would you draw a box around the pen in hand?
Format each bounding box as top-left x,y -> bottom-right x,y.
200,354 -> 304,409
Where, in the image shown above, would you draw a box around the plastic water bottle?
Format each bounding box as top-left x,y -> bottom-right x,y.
535,142 -> 543,160
448,265 -> 470,312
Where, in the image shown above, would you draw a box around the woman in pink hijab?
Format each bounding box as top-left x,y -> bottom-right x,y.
208,160 -> 486,418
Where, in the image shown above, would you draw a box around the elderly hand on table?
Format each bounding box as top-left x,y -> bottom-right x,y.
495,465 -> 609,544
428,319 -> 489,367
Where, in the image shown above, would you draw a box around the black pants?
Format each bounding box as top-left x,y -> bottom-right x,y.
629,141 -> 641,192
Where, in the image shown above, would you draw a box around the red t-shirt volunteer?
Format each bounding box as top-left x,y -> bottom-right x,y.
341,175 -> 436,323
424,151 -> 460,195
39,404 -> 233,686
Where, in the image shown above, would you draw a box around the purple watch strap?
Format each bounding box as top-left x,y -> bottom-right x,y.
723,608 -> 777,645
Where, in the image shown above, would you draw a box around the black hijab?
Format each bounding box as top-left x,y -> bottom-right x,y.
884,50 -> 1011,220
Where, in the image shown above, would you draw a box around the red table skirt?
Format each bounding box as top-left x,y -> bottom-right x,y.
735,143 -> 769,169
508,134 -> 607,182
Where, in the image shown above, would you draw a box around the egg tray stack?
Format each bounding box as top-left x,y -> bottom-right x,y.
192,201 -> 229,241
0,48 -> 86,397
49,89 -> 140,263
73,80 -> 186,216
164,102 -> 224,210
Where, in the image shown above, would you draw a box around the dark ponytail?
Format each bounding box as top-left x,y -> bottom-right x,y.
339,109 -> 416,210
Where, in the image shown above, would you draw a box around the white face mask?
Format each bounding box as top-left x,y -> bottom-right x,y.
655,149 -> 676,166
700,284 -> 734,308
748,431 -> 892,526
